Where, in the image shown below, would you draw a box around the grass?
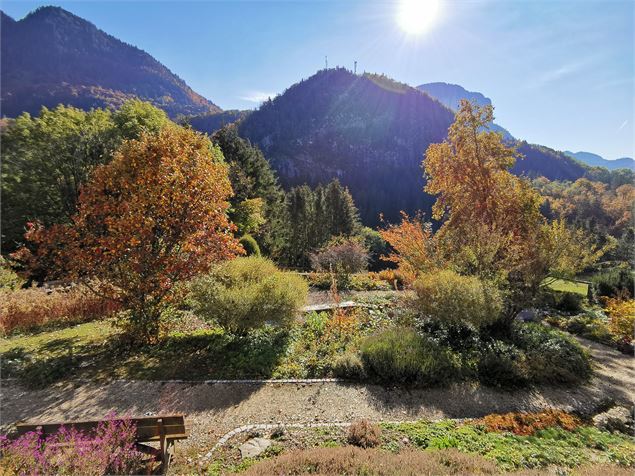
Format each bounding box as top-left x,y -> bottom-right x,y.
0,297 -> 398,387
187,418 -> 635,475
546,278 -> 589,296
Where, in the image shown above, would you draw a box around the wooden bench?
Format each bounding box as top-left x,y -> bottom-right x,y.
15,414 -> 188,473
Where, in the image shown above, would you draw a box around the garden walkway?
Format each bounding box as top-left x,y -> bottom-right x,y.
0,336 -> 632,470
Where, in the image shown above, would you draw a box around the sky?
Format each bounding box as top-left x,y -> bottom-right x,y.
2,0 -> 634,160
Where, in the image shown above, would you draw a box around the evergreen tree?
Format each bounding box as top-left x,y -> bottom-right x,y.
211,126 -> 286,254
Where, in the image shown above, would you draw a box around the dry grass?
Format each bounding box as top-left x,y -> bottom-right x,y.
0,285 -> 120,335
239,447 -> 499,475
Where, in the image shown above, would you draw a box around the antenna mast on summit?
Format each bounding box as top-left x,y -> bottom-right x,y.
325,56 -> 328,69
354,61 -> 357,74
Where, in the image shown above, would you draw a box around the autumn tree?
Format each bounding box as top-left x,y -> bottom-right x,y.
423,101 -> 608,313
25,126 -> 241,343
1,101 -> 169,253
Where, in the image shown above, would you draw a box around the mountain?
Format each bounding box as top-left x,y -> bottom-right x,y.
564,151 -> 634,171
418,82 -> 514,140
187,110 -> 250,135
238,68 -> 586,225
0,6 -> 221,118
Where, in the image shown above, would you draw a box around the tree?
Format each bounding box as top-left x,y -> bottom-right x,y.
23,126 -> 241,343
423,101 -> 608,314
1,101 -> 170,253
211,126 -> 286,254
282,180 -> 362,268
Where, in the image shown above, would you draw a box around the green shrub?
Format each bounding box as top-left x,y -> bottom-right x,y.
239,234 -> 261,257
333,351 -> 366,379
412,270 -> 503,328
360,328 -> 457,385
511,323 -> 592,384
0,258 -> 24,290
477,340 -> 527,388
188,257 -> 308,333
592,267 -> 634,298
552,291 -> 585,313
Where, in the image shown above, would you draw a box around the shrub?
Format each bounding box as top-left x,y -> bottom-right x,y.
511,323 -> 592,384
360,328 -> 457,385
0,258 -> 24,290
333,352 -> 366,379
592,267 -> 634,298
305,272 -> 390,291
477,340 -> 528,388
310,237 -> 369,275
239,234 -> 261,257
188,256 -> 308,333
241,447 -> 499,476
477,410 -> 581,436
0,416 -> 146,475
347,420 -> 382,448
411,269 -> 503,328
359,226 -> 389,271
552,291 -> 584,313
605,298 -> 635,344
0,285 -> 121,335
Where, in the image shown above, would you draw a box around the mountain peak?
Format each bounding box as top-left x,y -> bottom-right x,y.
1,6 -> 221,118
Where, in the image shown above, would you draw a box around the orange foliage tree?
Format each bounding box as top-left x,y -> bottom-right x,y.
378,212 -> 437,284
422,101 -> 608,314
22,126 -> 242,343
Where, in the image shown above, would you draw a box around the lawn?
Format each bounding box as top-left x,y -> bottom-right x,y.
0,297 -> 398,387
546,278 -> 589,296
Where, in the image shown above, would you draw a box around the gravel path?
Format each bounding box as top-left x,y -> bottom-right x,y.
1,336 -> 632,471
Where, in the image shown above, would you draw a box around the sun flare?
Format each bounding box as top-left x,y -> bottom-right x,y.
397,0 -> 440,35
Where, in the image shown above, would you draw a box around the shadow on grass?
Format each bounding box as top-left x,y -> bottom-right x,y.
2,327 -> 291,389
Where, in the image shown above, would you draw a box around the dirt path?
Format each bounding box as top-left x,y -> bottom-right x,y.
1,337 -> 632,470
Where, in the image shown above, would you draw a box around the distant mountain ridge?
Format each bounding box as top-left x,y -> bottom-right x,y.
418,82 -> 513,140
238,68 -> 586,225
564,151 -> 634,171
1,6 -> 221,118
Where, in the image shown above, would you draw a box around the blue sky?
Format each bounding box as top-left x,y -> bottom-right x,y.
2,0 -> 633,159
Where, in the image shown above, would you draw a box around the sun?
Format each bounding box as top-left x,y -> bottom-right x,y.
397,0 -> 440,35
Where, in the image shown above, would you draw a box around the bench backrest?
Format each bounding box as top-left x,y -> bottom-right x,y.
15,414 -> 187,442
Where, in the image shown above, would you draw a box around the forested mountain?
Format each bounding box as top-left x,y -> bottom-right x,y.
239,68 -> 586,225
0,6 -> 220,118
418,82 -> 513,140
239,68 -> 456,224
187,110 -> 249,135
564,151 -> 634,171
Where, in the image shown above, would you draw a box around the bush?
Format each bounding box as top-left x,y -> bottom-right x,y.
310,237 -> 369,275
360,328 -> 457,385
511,323 -> 592,384
188,256 -> 308,333
241,447 -> 499,476
411,270 -> 503,328
0,416 -> 146,475
0,258 -> 24,290
592,267 -> 634,298
551,291 -> 584,313
347,420 -> 382,448
0,285 -> 121,335
477,340 -> 528,388
605,298 -> 635,344
239,234 -> 261,257
333,352 -> 366,379
477,410 -> 581,436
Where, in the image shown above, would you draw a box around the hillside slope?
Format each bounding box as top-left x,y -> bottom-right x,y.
239,69 -> 455,224
0,6 -> 220,118
240,69 -> 586,224
565,151 -> 634,171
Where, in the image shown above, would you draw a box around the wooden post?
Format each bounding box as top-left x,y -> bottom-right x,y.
157,418 -> 167,472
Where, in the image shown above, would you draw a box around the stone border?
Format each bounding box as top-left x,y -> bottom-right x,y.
1,377 -> 345,385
